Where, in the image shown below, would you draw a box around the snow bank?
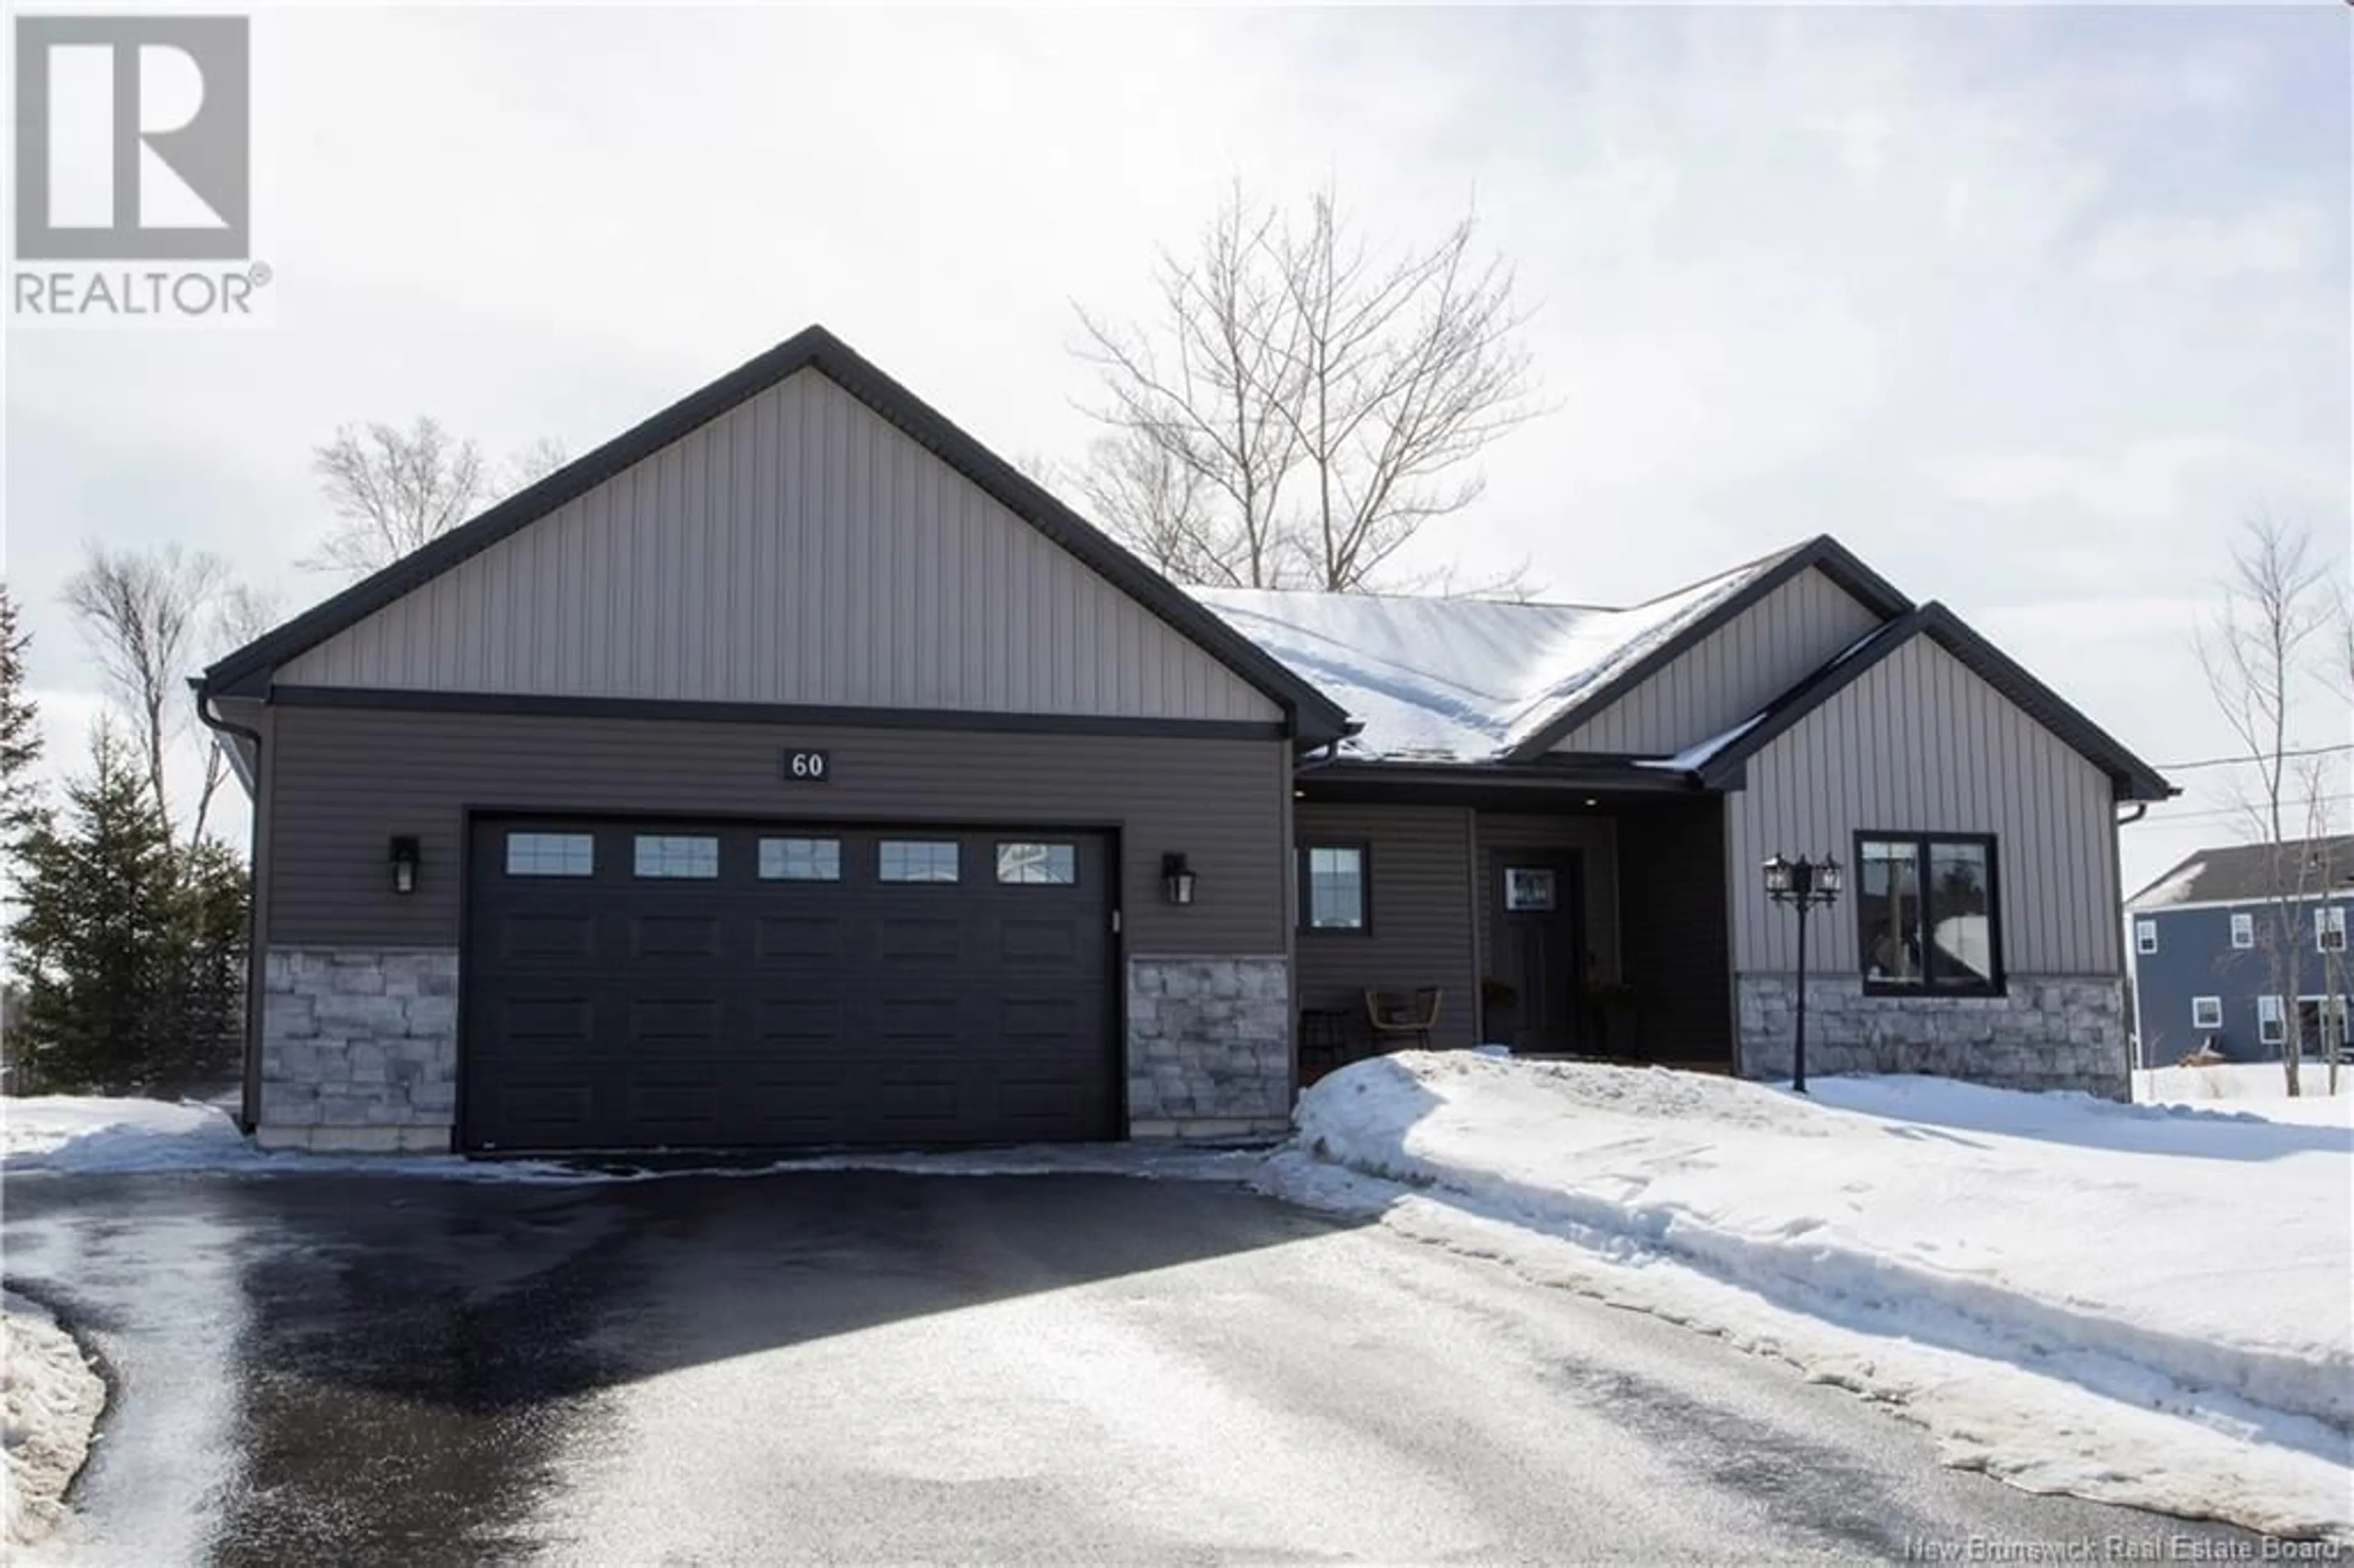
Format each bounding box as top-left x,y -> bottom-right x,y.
2136,1064 -> 2354,1126
1268,1054 -> 2354,1538
2,1292 -> 105,1550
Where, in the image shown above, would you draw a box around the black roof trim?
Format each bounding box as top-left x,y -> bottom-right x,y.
1504,535 -> 1914,762
1694,603 -> 2177,802
200,325 -> 1352,744
1299,756 -> 1708,793
270,682 -> 1290,742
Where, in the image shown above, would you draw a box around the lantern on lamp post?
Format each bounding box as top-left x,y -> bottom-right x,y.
1761,854 -> 1843,1093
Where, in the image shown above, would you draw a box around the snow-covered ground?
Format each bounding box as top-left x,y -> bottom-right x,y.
2135,1062 -> 2354,1127
0,1095 -> 1259,1184
1265,1053 -> 2354,1540
2,1291 -> 105,1551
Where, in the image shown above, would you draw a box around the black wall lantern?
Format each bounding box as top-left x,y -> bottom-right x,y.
1161,852 -> 1197,907
389,835 -> 422,896
1761,853 -> 1843,1093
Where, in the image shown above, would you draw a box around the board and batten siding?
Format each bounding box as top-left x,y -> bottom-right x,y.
1727,636 -> 2121,976
1293,804 -> 1479,1051
281,370 -> 1278,725
1552,568 -> 1886,755
265,706 -> 1289,956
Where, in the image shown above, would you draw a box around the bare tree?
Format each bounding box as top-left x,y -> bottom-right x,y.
1075,181 -> 1542,593
64,544 -> 228,843
188,584 -> 281,845
304,419 -> 568,577
2197,514 -> 2334,1095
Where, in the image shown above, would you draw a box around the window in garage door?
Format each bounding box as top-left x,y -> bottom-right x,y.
759,837 -> 841,880
634,834 -> 720,878
879,839 -> 959,882
997,842 -> 1078,885
507,831 -> 594,876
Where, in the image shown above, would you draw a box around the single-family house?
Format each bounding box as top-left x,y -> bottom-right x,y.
198,327 -> 2176,1153
2125,835 -> 2354,1067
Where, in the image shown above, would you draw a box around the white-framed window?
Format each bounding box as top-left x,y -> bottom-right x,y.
2230,912 -> 2255,950
506,831 -> 594,877
634,834 -> 720,879
2191,996 -> 2223,1031
2257,994 -> 2286,1046
2134,919 -> 2158,955
2316,906 -> 2347,953
996,842 -> 1077,886
759,837 -> 840,881
879,840 -> 960,883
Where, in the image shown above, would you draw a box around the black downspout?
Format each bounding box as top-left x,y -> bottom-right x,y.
193,682 -> 265,1135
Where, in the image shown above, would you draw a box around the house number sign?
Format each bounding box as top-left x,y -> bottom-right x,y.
781,749 -> 831,783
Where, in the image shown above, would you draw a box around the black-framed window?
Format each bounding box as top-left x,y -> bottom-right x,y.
1855,832 -> 2002,995
1299,844 -> 1369,932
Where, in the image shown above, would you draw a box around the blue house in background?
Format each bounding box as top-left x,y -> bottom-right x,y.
2127,834 -> 2354,1068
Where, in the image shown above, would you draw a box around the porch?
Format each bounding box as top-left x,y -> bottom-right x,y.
1291,763 -> 1734,1079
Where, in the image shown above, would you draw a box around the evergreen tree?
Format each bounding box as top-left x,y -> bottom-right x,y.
11,724 -> 183,1090
0,583 -> 40,851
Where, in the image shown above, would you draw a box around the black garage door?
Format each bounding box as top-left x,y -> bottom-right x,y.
462,818 -> 1118,1152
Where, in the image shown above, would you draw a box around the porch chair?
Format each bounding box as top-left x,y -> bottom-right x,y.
1364,987 -> 1443,1050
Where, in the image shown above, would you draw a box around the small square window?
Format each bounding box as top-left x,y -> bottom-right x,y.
506,831 -> 594,877
634,835 -> 719,879
2230,912 -> 2255,950
1505,867 -> 1558,912
2258,995 -> 2286,1046
880,840 -> 959,883
2134,919 -> 2158,956
2317,907 -> 2347,953
2192,996 -> 2223,1030
759,838 -> 840,881
996,842 -> 1076,885
1301,845 -> 1367,931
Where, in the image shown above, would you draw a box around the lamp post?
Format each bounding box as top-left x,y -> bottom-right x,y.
1761,853 -> 1843,1094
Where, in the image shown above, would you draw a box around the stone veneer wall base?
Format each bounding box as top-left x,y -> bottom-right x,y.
1127,955 -> 1293,1133
260,946 -> 462,1143
1736,973 -> 2129,1099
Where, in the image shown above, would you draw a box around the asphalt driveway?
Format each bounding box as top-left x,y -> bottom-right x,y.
4,1168 -> 2258,1565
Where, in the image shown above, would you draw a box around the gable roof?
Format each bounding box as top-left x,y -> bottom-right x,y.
1189,556 -> 1777,763
1500,535 -> 1912,761
2127,835 -> 2354,910
199,325 -> 1352,743
1686,602 -> 2176,802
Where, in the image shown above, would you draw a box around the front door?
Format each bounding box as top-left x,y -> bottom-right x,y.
1490,851 -> 1583,1053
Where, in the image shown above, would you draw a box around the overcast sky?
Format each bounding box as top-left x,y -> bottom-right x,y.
6,5 -> 2348,895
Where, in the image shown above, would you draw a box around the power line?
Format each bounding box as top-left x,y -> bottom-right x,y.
2143,791 -> 2354,826
2152,742 -> 2354,772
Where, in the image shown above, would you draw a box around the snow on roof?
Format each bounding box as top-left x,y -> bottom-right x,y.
1189,557 -> 1776,762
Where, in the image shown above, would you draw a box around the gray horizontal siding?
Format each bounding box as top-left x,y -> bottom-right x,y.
265,706 -> 1286,955
1294,804 -> 1478,1051
1727,635 -> 2120,976
1554,568 -> 1884,755
283,370 -> 1277,725
1476,812 -> 1621,990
